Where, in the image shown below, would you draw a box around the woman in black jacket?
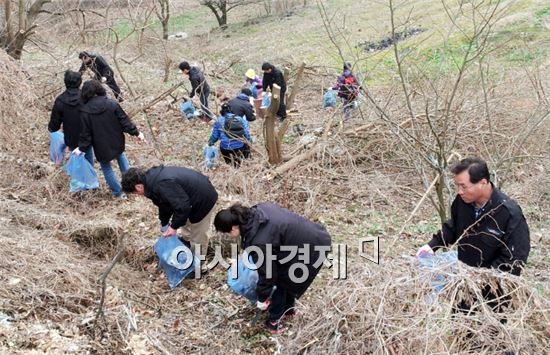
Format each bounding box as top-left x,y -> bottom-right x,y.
214,202 -> 331,334
76,80 -> 144,198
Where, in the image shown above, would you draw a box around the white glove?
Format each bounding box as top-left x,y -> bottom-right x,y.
137,131 -> 146,142
101,76 -> 107,83
256,300 -> 271,311
160,224 -> 169,233
72,147 -> 82,156
416,244 -> 434,257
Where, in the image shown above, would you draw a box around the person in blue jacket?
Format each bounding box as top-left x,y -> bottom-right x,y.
208,103 -> 251,167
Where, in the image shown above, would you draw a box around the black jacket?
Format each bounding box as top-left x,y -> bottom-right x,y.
188,67 -> 209,98
262,64 -> 286,94
227,94 -> 256,122
79,54 -> 113,80
143,166 -> 218,228
78,96 -> 139,162
48,88 -> 83,149
241,203 -> 332,301
428,185 -> 530,275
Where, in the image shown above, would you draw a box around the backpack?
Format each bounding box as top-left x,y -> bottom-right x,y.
341,74 -> 359,100
223,114 -> 246,139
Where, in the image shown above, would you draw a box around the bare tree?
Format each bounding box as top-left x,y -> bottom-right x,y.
200,0 -> 258,28
2,0 -> 52,59
154,0 -> 170,40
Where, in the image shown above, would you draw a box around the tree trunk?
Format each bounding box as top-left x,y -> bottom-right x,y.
286,61 -> 306,110
264,84 -> 283,164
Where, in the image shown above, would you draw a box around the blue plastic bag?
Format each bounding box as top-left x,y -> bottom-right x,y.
154,236 -> 197,289
203,145 -> 218,169
418,251 -> 457,294
49,131 -> 66,165
227,253 -> 259,304
261,93 -> 271,109
323,89 -> 337,108
180,101 -> 201,120
63,153 -> 99,192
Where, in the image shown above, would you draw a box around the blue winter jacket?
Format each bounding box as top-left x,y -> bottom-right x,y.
208,114 -> 251,150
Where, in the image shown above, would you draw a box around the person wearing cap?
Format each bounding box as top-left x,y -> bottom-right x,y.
245,68 -> 263,99
48,70 -> 94,166
261,62 -> 287,121
227,88 -> 256,122
78,51 -> 123,102
179,61 -> 214,119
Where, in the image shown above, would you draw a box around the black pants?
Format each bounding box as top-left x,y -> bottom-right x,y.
220,145 -> 250,167
268,287 -> 295,322
199,88 -> 214,119
277,88 -> 287,119
104,75 -> 123,102
454,283 -> 509,323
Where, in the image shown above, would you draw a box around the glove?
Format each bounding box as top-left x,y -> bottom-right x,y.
72,147 -> 82,156
256,300 -> 271,311
137,131 -> 146,142
160,224 -> 169,233
416,244 -> 434,257
101,76 -> 107,83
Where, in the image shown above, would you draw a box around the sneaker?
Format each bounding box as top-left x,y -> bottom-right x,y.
266,320 -> 286,335
117,193 -> 128,200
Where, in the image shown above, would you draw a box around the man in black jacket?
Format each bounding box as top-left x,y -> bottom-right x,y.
48,70 -> 93,165
417,157 -> 530,276
121,166 -> 218,256
262,62 -> 287,120
227,88 -> 256,122
78,51 -> 123,102
179,61 -> 213,119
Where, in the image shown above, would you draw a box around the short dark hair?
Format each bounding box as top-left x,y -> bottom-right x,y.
261,62 -> 272,71
214,204 -> 252,233
121,167 -> 146,193
179,61 -> 191,71
240,88 -> 252,97
343,61 -> 352,71
64,70 -> 82,89
78,51 -> 90,59
220,102 -> 232,116
451,157 -> 490,183
81,80 -> 106,103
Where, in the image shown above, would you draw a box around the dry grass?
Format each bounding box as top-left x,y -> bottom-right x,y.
282,257 -> 550,354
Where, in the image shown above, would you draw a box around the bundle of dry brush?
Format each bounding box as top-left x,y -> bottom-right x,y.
282,256 -> 550,354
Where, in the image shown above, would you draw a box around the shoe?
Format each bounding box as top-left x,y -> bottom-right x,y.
117,193 -> 128,200
265,320 -> 286,335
